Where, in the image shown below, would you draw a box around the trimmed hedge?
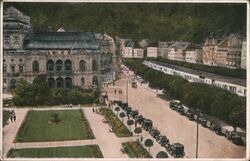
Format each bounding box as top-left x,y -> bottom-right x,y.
122,141 -> 152,158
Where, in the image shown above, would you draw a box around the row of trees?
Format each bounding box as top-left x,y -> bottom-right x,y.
13,75 -> 100,106
124,59 -> 246,128
149,57 -> 246,79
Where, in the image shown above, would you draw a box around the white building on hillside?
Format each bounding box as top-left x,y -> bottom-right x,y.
133,48 -> 144,58
147,47 -> 158,58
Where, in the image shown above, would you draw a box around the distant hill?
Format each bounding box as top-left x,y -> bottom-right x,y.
4,3 -> 246,43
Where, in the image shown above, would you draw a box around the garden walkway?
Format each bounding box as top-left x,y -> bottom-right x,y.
83,108 -> 136,158
3,108 -> 29,157
3,107 -> 138,158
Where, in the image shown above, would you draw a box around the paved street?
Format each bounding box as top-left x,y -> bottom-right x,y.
105,71 -> 246,158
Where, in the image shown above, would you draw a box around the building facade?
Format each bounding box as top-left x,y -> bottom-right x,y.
203,34 -> 243,68
3,7 -> 118,92
241,39 -> 246,69
158,41 -> 169,58
185,49 -> 202,64
147,47 -> 158,58
133,48 -> 144,58
167,42 -> 192,62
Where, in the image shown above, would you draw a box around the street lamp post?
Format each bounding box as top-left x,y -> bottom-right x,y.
126,77 -> 128,104
196,108 -> 200,158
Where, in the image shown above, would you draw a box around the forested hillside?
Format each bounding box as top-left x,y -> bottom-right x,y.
4,3 -> 246,43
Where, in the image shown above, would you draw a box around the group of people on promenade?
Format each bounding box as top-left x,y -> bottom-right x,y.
10,110 -> 16,122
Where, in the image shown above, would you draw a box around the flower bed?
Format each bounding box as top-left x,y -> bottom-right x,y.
122,141 -> 152,158
99,108 -> 132,137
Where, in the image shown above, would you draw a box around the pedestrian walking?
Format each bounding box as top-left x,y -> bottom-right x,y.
114,89 -> 117,94
140,136 -> 143,142
10,114 -> 13,122
92,108 -> 95,113
13,114 -> 16,122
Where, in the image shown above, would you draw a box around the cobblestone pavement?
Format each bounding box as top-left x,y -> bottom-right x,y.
104,70 -> 246,158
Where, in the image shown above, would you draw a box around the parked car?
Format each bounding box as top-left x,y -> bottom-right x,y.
166,143 -> 185,158
157,135 -> 169,147
170,100 -> 181,110
135,115 -> 144,125
142,119 -> 153,131
149,128 -> 160,139
225,131 -> 242,145
128,110 -> 139,119
211,123 -> 222,135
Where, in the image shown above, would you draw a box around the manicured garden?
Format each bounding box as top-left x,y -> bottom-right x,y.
16,110 -> 94,142
7,145 -> 103,158
3,110 -> 12,127
99,108 -> 132,137
122,141 -> 152,158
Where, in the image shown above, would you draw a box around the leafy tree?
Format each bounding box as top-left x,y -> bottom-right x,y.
156,151 -> 168,158
32,74 -> 51,105
114,107 -> 120,115
13,78 -> 35,106
134,127 -> 142,140
144,139 -> 153,155
119,112 -> 126,122
127,119 -> 134,131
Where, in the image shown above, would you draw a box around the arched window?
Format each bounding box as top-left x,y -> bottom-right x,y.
81,77 -> 85,86
56,77 -> 63,88
92,76 -> 98,85
56,60 -> 63,71
47,60 -> 54,71
92,59 -> 98,71
32,60 -> 39,72
65,77 -> 72,88
48,78 -> 55,88
79,60 -> 86,71
65,59 -> 72,71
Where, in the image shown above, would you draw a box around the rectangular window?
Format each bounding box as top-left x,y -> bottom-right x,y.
11,65 -> 15,73
19,65 -> 23,73
3,65 -> 7,73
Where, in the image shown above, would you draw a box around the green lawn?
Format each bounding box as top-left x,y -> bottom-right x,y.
7,145 -> 103,158
3,110 -> 12,127
16,110 -> 94,142
122,141 -> 152,158
99,108 -> 132,137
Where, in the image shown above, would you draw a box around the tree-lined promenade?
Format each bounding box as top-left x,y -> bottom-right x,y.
124,58 -> 246,129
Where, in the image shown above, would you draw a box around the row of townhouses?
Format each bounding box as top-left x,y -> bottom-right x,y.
120,34 -> 246,69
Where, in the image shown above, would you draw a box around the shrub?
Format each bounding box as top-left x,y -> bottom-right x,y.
156,151 -> 168,158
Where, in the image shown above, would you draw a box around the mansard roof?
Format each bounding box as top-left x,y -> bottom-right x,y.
24,32 -> 99,50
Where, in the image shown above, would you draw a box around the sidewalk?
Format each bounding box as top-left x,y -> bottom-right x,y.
84,108 -> 135,158
3,108 -> 29,157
